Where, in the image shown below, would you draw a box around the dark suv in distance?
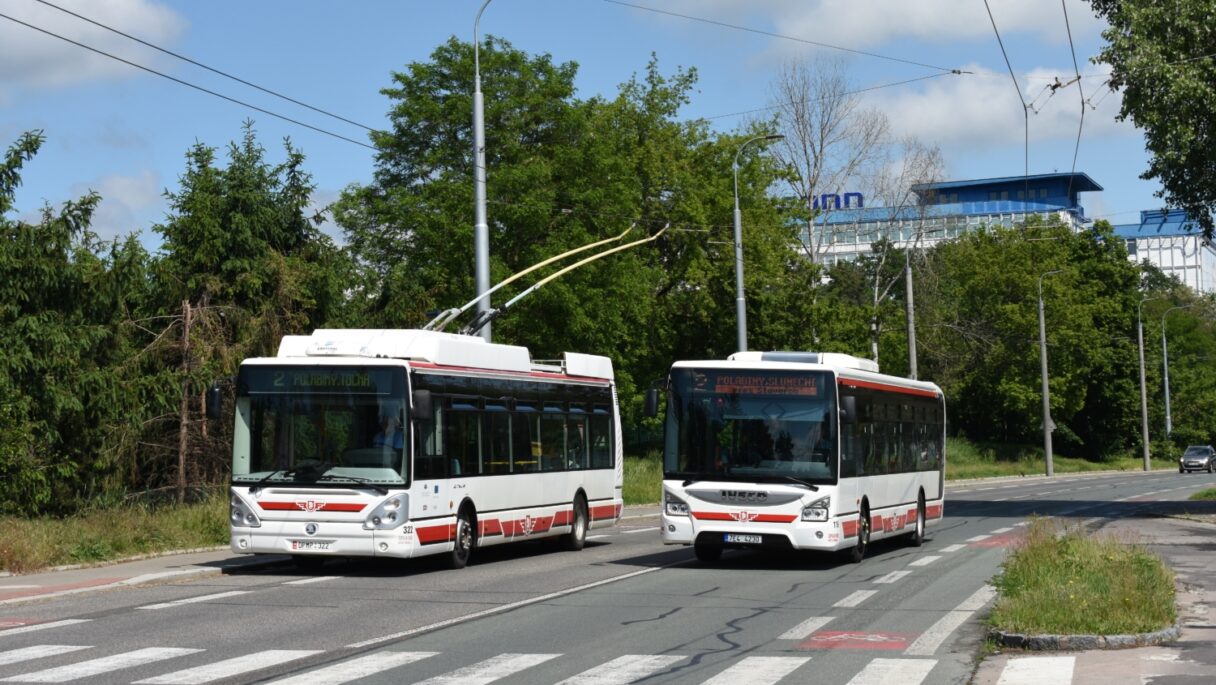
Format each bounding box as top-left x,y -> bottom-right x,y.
1180,445 -> 1216,473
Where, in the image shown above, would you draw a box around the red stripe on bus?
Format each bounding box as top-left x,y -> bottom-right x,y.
479,519 -> 503,537
837,377 -> 940,398
552,510 -> 572,527
691,512 -> 798,523
502,515 -> 553,537
842,519 -> 858,537
408,361 -> 611,383
416,524 -> 455,544
926,504 -> 944,519
590,505 -> 617,521
257,502 -> 366,512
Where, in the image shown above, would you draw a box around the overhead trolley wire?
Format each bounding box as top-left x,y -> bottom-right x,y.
0,11 -> 377,150
1061,0 -> 1086,200
983,0 -> 1029,194
31,0 -> 379,133
602,0 -> 961,73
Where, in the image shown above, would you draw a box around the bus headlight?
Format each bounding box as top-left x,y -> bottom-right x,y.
665,491 -> 689,517
364,496 -> 408,530
230,493 -> 261,528
802,496 -> 830,522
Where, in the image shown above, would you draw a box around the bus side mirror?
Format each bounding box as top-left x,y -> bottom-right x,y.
839,396 -> 857,424
644,388 -> 660,418
412,389 -> 433,421
205,383 -> 223,420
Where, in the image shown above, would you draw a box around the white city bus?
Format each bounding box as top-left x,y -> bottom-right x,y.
650,351 -> 945,563
221,329 -> 624,569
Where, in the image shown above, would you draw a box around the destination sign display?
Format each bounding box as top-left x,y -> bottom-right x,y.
239,367 -> 403,395
698,373 -> 822,396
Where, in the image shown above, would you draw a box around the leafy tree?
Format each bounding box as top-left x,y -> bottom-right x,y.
1090,0 -> 1216,234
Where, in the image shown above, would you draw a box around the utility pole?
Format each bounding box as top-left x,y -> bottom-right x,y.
472,0 -> 494,341
177,300 -> 192,505
1038,270 -> 1063,477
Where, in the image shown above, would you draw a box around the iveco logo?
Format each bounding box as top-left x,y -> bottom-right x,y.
721,490 -> 767,503
304,523 -> 318,536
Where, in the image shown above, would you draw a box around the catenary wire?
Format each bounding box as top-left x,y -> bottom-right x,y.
983,0 -> 1029,196
704,72 -> 962,121
1061,0 -> 1085,200
602,0 -> 960,73
0,11 -> 377,150
31,0 -> 380,133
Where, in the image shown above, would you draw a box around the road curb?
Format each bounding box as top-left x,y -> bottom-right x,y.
988,623 -> 1181,651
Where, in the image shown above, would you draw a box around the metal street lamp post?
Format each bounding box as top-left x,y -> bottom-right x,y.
1162,303 -> 1196,441
732,134 -> 783,353
1137,295 -> 1162,471
1038,269 -> 1063,477
472,0 -> 494,341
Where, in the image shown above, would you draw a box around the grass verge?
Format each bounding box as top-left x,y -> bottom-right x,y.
1191,488 -> 1216,501
989,517 -> 1175,636
1,494 -> 228,575
946,438 -> 1174,480
624,452 -> 662,506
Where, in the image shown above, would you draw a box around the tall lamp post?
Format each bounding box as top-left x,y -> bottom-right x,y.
1162,303 -> 1196,442
472,0 -> 494,341
732,134 -> 783,353
1137,295 -> 1162,471
1038,269 -> 1063,477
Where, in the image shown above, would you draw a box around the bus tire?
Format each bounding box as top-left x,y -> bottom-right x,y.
694,542 -> 722,563
561,495 -> 588,551
844,503 -> 870,564
448,506 -> 475,569
908,493 -> 926,547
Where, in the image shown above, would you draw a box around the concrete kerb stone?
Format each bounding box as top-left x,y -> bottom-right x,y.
989,623 -> 1182,651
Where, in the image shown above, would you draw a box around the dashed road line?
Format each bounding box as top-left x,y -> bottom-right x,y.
908,556 -> 940,567
137,591 -> 250,611
904,585 -> 996,656
834,590 -> 877,608
779,616 -> 834,640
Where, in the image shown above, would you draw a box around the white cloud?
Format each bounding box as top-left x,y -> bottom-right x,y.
68,170 -> 163,242
0,0 -> 186,90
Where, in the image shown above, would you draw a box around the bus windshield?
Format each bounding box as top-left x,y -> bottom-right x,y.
231,365 -> 409,487
664,368 -> 838,485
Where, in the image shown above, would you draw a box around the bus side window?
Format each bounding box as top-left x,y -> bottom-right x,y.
540,405 -> 566,472
415,404 -> 449,479
567,411 -> 588,470
589,409 -> 612,469
511,411 -> 538,472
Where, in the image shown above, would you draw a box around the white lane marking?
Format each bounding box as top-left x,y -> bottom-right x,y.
834,590 -> 877,608
555,654 -> 683,685
846,658 -> 938,685
990,527 -> 1014,534
779,616 -> 834,640
586,535 -> 610,540
875,571 -> 912,584
0,586 -> 41,590
416,653 -> 559,685
345,565 -> 666,649
904,585 -> 996,656
992,497 -> 1010,502
283,576 -> 340,586
1013,522 -> 1028,527
265,651 -> 438,685
996,656 -> 1075,685
2,647 -> 200,682
908,556 -> 941,567
135,650 -> 322,684
939,544 -> 966,553
622,527 -> 660,534
0,621 -> 91,637
137,591 -> 250,610
965,535 -> 991,543
0,646 -> 91,667
702,656 -> 810,684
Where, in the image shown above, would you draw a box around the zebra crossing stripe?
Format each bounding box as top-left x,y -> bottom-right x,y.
555,654 -> 684,685
701,656 -> 809,684
137,591 -> 250,610
846,658 -> 937,685
904,585 -> 996,656
875,571 -> 911,584
133,649 -> 322,684
415,652 -> 560,685
265,651 -> 439,685
908,556 -> 941,567
778,616 -> 834,640
996,656 -> 1074,685
1,647 -> 200,682
0,621 -> 90,638
0,646 -> 90,667
939,544 -> 966,553
834,590 -> 877,608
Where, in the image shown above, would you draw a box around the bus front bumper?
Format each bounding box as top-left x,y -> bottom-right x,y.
660,512 -> 849,552
231,520 -> 430,559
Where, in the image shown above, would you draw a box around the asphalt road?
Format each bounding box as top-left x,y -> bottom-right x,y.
1,470 -> 1213,684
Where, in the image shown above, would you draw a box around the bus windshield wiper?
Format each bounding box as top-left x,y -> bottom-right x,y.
773,475 -> 819,492
315,472 -> 389,495
247,469 -> 289,493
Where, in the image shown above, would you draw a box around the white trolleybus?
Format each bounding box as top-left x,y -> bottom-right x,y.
647,351 -> 945,563
217,328 -> 624,569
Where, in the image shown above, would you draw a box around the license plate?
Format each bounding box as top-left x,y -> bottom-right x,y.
290,540 -> 331,551
724,533 -> 762,544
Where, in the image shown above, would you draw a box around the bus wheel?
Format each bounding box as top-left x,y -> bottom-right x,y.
561,496 -> 588,551
845,505 -> 870,564
694,542 -> 722,563
908,494 -> 926,547
448,507 -> 475,569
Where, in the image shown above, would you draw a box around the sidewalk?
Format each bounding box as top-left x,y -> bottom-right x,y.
972,512 -> 1216,684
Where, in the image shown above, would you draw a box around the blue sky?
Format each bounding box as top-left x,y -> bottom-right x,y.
0,0 -> 1157,249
